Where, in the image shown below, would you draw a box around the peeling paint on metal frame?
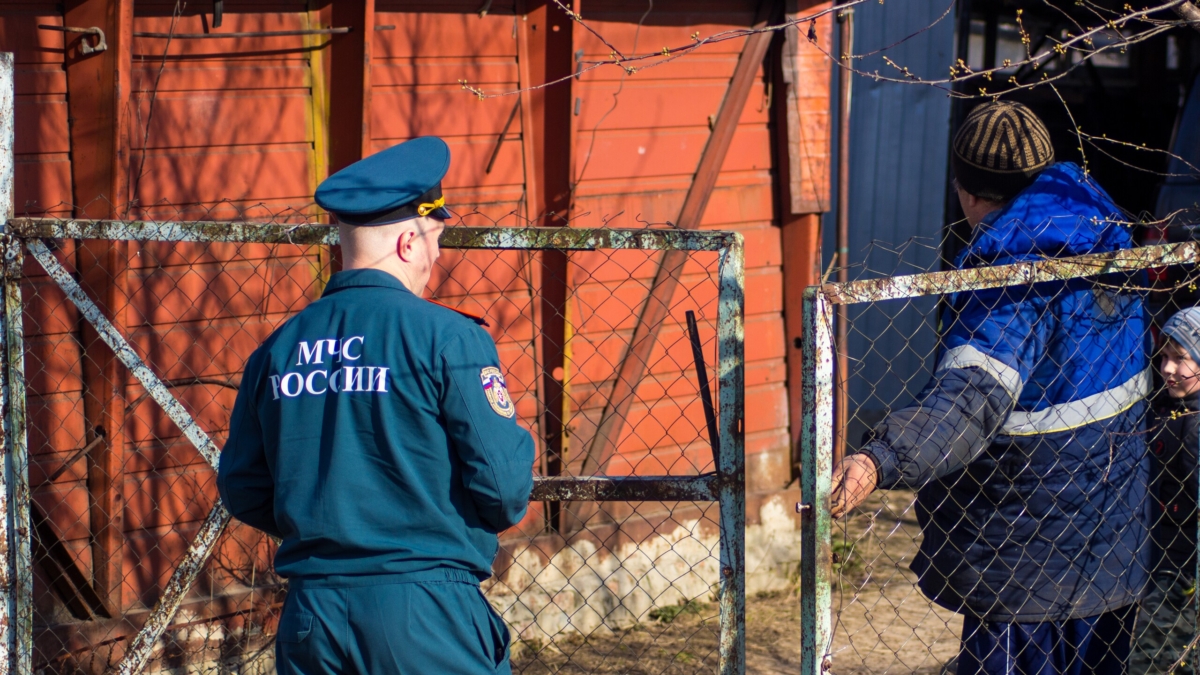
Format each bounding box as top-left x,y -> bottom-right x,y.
25,239 -> 229,675
717,236 -> 746,675
820,240 -> 1200,304
3,240 -> 29,675
25,240 -> 222,469
8,219 -> 737,252
12,225 -> 746,675
116,505 -> 231,675
0,51 -> 15,675
0,54 -> 12,231
0,247 -> 12,675
800,288 -> 833,675
530,475 -> 722,501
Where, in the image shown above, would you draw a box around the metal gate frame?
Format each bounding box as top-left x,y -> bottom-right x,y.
0,54 -> 747,674
798,241 -> 1200,674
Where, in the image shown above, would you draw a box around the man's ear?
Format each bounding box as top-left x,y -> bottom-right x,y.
395,225 -> 418,262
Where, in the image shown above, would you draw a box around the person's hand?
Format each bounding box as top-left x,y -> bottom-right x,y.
830,453 -> 879,519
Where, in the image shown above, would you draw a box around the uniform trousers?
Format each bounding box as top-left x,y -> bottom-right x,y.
956,605 -> 1135,675
276,570 -> 511,675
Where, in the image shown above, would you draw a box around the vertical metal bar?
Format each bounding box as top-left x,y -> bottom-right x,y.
685,310 -> 720,467
716,237 -> 746,675
0,51 -> 13,675
0,53 -> 12,231
833,9 -> 853,469
0,55 -> 26,675
800,287 -> 834,675
2,246 -> 28,675
0,263 -> 12,675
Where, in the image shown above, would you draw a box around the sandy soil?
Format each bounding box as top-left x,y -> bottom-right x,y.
512,489 -> 961,675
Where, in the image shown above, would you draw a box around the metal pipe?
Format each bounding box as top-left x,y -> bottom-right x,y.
834,8 -> 854,470
716,238 -> 746,675
0,52 -> 13,675
7,219 -> 736,251
0,53 -> 10,232
132,27 -> 351,39
40,435 -> 105,486
3,239 -> 29,675
686,310 -> 721,468
530,475 -> 720,502
800,287 -> 834,675
821,240 -> 1200,304
486,99 -> 520,174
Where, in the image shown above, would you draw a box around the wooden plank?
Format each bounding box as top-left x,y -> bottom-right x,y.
517,0 -> 573,531
64,0 -> 133,217
328,0 -> 373,173
63,0 -> 135,615
581,8 -> 775,475
76,240 -> 129,615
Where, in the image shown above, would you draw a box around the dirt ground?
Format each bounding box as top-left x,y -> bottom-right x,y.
512,489 -> 959,675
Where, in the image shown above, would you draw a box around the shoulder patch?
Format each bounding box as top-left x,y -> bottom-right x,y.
427,299 -> 490,326
480,366 -> 516,418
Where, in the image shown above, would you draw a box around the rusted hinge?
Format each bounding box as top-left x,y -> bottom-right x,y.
37,25 -> 107,54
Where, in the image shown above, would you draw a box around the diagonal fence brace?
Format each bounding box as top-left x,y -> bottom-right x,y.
25,239 -> 221,468
25,239 -> 232,673
116,504 -> 229,675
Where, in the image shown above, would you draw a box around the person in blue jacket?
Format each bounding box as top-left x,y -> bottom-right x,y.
217,136 -> 536,675
830,101 -> 1151,674
1131,308 -> 1200,674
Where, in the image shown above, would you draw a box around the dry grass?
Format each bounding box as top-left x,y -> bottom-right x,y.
512,488 -> 962,674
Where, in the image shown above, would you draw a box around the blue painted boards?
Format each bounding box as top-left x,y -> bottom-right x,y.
822,0 -> 955,445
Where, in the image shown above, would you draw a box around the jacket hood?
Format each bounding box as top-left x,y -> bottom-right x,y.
957,162 -> 1132,268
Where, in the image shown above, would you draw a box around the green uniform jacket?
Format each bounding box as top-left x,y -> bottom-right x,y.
217,269 -> 535,580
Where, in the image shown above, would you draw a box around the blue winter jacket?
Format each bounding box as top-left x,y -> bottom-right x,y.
859,163 -> 1151,622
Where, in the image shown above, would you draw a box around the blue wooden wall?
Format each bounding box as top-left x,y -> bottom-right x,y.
823,0 -> 956,442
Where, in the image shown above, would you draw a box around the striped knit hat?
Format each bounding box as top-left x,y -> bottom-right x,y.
952,101 -> 1054,203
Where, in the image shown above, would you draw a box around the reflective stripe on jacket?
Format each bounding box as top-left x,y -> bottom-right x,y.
860,162 -> 1151,621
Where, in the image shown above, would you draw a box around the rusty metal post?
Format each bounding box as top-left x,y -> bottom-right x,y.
833,8 -> 853,469
0,52 -> 12,675
0,52 -> 10,232
3,243 -> 28,675
717,236 -> 746,675
0,49 -> 17,672
800,287 -> 834,675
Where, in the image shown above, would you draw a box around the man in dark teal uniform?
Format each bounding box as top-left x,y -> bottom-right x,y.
217,136 -> 535,674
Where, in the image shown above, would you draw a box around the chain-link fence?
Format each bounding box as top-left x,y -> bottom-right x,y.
799,226 -> 1200,674
0,209 -> 746,675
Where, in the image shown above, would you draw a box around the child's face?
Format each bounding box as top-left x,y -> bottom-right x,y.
1161,339 -> 1200,398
